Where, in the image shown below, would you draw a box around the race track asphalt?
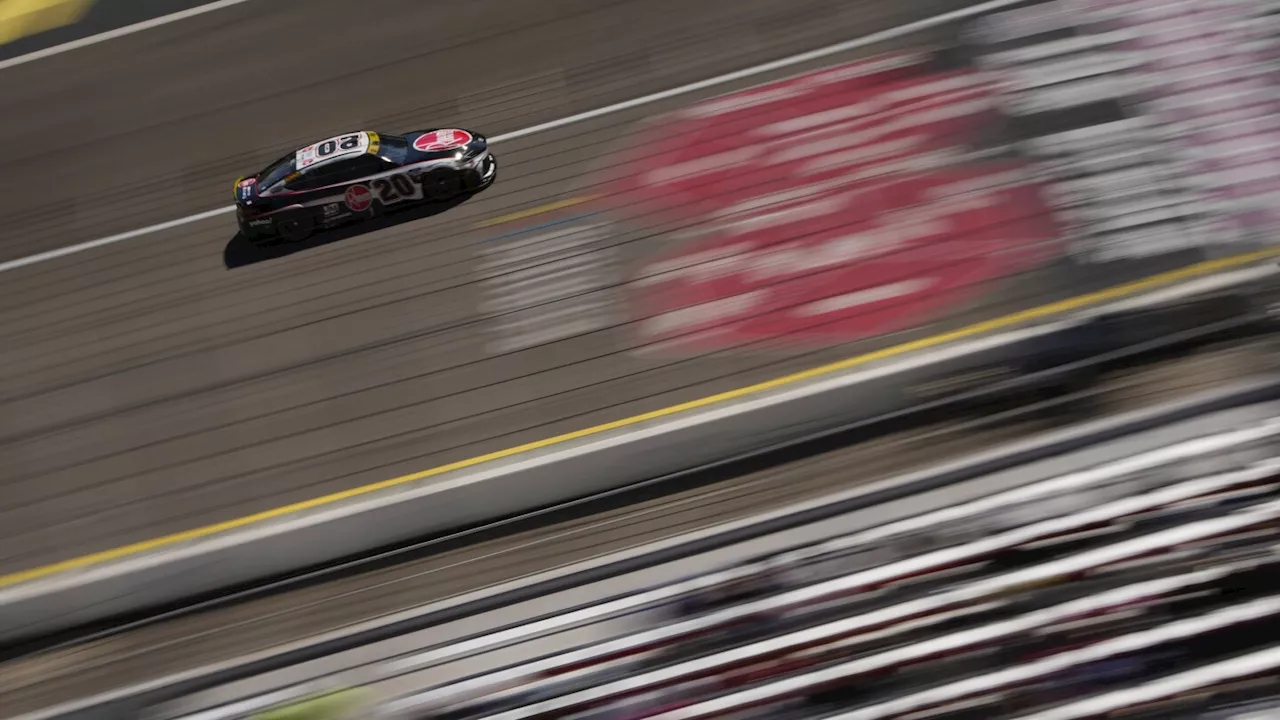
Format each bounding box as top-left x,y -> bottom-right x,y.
0,0 -> 995,574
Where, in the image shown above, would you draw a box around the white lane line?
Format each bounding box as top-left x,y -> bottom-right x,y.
0,0 -> 1026,275
0,0 -> 264,72
0,207 -> 232,273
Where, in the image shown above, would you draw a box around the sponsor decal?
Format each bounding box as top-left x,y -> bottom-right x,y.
597,54 -> 1061,353
235,178 -> 256,201
296,132 -> 369,169
344,184 -> 373,212
320,201 -> 350,226
413,129 -> 473,152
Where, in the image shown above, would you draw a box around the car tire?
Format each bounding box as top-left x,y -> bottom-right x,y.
275,212 -> 315,243
241,224 -> 275,247
421,168 -> 463,201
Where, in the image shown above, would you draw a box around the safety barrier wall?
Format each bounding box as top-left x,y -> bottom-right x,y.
152,403 -> 1280,720
1,265 -> 1272,649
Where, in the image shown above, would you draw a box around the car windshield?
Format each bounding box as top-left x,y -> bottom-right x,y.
376,133 -> 409,164
257,152 -> 297,189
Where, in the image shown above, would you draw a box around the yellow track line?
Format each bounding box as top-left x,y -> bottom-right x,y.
0,0 -> 93,45
473,196 -> 597,229
2,247 -> 1277,589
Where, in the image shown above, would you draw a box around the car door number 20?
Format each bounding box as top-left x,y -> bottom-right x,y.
371,174 -> 422,205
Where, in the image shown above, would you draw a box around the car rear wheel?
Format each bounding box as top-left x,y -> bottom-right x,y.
275,213 -> 315,243
421,168 -> 463,201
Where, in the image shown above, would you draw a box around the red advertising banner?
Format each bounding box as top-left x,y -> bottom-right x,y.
629,168 -> 1058,351
597,54 -> 1062,352
575,0 -> 1280,356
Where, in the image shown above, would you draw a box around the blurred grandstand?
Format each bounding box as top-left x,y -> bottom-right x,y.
169,413 -> 1280,720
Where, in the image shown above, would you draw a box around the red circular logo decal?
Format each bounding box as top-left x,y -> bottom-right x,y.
413,129 -> 473,152
345,184 -> 373,212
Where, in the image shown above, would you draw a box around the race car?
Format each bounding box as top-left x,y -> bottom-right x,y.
233,127 -> 496,244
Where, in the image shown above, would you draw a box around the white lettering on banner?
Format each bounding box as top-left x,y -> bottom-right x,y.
797,279 -> 937,317
641,185 -> 1013,290
1002,76 -> 1133,115
882,74 -> 986,102
981,31 -> 1139,66
762,103 -> 878,136
988,0 -> 1280,255
1025,118 -> 1152,154
1088,226 -> 1219,262
476,222 -> 618,354
709,182 -> 851,219
1037,146 -> 1162,177
799,135 -> 929,175
1000,52 -> 1146,92
957,0 -> 1280,262
964,1 -> 1082,44
640,292 -> 765,338
1045,168 -> 1166,207
736,219 -> 955,283
813,148 -> 964,180
773,99 -> 995,165
713,196 -> 847,236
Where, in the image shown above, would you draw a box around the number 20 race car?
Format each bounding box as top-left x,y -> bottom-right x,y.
233,127 -> 496,244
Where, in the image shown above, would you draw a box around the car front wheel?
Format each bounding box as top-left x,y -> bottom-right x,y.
421,168 -> 463,201
275,212 -> 315,243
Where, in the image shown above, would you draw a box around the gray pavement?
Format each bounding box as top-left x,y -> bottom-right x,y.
0,0 -> 1004,574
